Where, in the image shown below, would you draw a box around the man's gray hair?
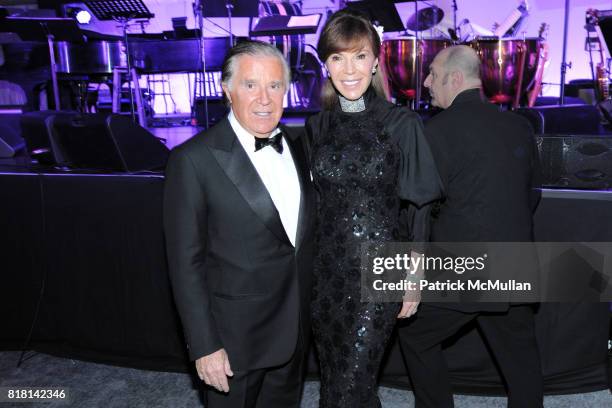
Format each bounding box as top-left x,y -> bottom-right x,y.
221,40 -> 291,90
442,45 -> 482,83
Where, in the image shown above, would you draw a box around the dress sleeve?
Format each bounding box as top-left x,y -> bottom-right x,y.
393,110 -> 443,207
389,110 -> 443,248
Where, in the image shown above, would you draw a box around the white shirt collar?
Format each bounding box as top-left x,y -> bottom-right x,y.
228,109 -> 281,153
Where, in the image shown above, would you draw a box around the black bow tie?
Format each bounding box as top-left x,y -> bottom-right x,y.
254,133 -> 283,154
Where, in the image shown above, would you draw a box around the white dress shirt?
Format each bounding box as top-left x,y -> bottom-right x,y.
229,110 -> 301,246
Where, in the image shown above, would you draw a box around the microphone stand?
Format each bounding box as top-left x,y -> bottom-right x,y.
559,0 -> 570,105
226,1 -> 234,47
452,0 -> 458,34
118,16 -> 137,124
193,0 -> 209,128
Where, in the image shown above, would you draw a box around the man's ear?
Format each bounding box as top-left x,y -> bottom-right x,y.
222,83 -> 231,104
451,70 -> 463,88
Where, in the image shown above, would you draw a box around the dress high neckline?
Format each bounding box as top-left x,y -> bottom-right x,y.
334,86 -> 379,114
339,95 -> 366,113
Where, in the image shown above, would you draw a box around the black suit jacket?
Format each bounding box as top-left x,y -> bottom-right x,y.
163,117 -> 316,370
425,88 -> 542,312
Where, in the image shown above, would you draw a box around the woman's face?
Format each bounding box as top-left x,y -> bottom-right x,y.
325,43 -> 378,101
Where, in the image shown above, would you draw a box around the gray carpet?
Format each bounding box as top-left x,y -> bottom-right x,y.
1,351 -> 610,407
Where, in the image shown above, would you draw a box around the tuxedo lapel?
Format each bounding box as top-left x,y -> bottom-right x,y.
283,125 -> 314,251
206,119 -> 291,245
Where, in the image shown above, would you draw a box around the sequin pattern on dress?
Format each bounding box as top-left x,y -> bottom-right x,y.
311,97 -> 402,408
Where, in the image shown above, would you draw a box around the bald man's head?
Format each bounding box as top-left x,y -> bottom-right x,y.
439,45 -> 481,84
424,45 -> 482,108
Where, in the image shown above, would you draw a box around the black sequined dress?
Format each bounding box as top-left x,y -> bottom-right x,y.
306,89 -> 441,408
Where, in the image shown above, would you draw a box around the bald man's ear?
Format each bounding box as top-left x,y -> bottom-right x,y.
451,70 -> 463,88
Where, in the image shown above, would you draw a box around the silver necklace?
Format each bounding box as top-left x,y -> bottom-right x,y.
339,95 -> 366,113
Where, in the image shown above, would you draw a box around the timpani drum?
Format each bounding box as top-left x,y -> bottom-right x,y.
381,38 -> 452,100
468,37 -> 545,106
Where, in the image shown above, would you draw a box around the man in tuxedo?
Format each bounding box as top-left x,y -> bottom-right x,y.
164,40 -> 315,408
398,45 -> 543,408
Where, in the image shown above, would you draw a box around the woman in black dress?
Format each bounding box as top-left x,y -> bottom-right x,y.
308,10 -> 442,407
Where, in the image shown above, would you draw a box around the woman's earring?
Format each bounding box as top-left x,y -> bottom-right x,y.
372,67 -> 377,75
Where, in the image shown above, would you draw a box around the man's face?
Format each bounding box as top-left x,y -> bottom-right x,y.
223,55 -> 286,138
325,45 -> 378,101
424,54 -> 454,109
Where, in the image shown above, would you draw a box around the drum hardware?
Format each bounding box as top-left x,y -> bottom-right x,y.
492,0 -> 529,38
527,23 -> 550,108
405,6 -> 444,32
453,19 -> 474,43
559,0 -> 571,105
451,0 -> 458,36
225,1 -> 235,47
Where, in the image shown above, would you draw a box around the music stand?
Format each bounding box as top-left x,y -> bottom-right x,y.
0,17 -> 85,111
85,0 -> 154,124
250,14 -> 322,37
84,0 -> 154,20
346,1 -> 405,32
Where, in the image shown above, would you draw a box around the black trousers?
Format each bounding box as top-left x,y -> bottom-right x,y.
398,304 -> 543,408
204,332 -> 306,408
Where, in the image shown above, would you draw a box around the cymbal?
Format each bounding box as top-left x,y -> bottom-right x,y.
406,6 -> 444,32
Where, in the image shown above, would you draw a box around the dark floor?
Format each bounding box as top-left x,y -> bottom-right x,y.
1,351 -> 611,407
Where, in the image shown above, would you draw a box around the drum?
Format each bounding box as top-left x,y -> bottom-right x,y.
257,1 -> 304,69
381,38 -> 452,100
468,37 -> 544,106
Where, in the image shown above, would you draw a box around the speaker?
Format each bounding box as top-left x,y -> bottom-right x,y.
50,113 -> 169,172
514,108 -> 544,134
0,114 -> 25,158
538,134 -> 612,189
194,98 -> 228,127
522,104 -> 602,134
21,111 -> 73,165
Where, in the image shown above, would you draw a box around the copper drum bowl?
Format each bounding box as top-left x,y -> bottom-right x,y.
468,38 -> 543,105
381,38 -> 452,100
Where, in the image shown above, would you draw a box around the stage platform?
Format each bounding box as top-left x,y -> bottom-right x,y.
0,165 -> 610,396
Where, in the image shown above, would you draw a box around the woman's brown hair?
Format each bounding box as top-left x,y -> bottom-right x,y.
317,9 -> 389,110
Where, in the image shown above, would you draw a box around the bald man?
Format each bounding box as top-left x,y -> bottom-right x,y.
397,46 -> 543,408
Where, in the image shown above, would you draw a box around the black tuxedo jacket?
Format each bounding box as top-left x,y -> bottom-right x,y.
163,117 -> 316,370
425,89 -> 542,312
